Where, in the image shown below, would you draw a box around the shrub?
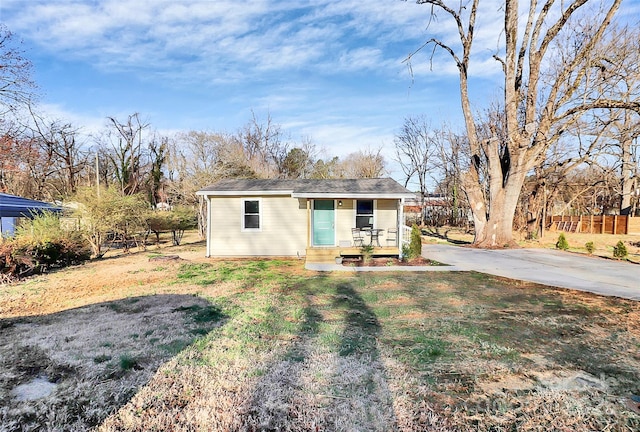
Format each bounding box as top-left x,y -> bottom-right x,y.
585,241 -> 595,255
360,244 -> 374,264
145,206 -> 197,246
408,224 -> 423,259
0,212 -> 90,278
168,206 -> 197,246
613,241 -> 628,259
401,244 -> 411,262
72,187 -> 149,257
555,233 -> 569,251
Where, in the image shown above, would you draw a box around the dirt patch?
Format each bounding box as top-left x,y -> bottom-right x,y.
477,370 -> 609,396
477,373 -> 536,394
11,377 -> 58,401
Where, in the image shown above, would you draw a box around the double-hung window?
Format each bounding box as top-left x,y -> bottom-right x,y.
242,199 -> 261,231
356,200 -> 374,229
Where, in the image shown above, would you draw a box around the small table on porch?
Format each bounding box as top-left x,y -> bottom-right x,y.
362,228 -> 383,247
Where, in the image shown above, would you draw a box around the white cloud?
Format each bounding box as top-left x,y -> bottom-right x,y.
2,0 -> 435,81
5,0 -> 623,86
3,0 -> 624,174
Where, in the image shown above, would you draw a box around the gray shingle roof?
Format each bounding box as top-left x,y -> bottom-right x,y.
197,178 -> 413,198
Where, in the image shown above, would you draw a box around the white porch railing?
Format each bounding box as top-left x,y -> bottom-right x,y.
400,225 -> 412,251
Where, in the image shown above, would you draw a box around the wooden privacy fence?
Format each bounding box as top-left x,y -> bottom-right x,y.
547,215 -> 640,235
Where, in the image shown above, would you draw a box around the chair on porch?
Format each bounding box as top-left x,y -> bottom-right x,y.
351,228 -> 365,247
386,228 -> 398,246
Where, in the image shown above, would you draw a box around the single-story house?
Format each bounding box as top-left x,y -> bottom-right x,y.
196,178 -> 415,261
0,192 -> 63,237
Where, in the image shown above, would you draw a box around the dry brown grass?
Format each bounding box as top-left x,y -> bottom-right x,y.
0,294 -> 223,430
1,233 -> 639,431
521,230 -> 640,263
422,225 -> 640,263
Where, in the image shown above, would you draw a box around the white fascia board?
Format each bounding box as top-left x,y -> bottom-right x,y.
196,190 -> 294,197
291,192 -> 415,199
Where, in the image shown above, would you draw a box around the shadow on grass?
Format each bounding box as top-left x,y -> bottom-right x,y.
81,262 -> 640,431
91,236 -> 206,262
241,276 -> 398,431
0,294 -> 226,432
421,226 -> 472,245
334,282 -> 381,358
395,271 -> 640,398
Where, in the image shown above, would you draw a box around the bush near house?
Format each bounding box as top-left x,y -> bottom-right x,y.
555,233 -> 569,251
407,224 -> 423,259
71,187 -> 149,258
0,211 -> 90,279
585,241 -> 595,254
613,241 -> 628,260
146,206 -> 197,246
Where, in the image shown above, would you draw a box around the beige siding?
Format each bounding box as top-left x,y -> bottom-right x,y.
208,196 -> 402,254
335,199 -> 354,246
376,200 -> 398,229
209,195 -> 307,256
376,200 -> 399,244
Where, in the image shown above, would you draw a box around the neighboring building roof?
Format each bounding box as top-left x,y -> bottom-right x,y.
197,178 -> 415,199
0,193 -> 63,218
405,193 -> 449,208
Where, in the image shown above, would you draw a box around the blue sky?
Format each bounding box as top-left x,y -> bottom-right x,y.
1,0 -> 638,183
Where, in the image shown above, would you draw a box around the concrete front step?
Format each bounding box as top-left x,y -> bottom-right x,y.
305,246 -> 400,263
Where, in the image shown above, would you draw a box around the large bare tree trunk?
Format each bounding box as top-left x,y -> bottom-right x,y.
408,0 -> 634,247
462,138 -> 532,246
618,110 -> 639,215
620,135 -> 635,215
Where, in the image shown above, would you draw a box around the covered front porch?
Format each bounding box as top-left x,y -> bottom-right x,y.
294,186 -> 414,264
305,222 -> 412,263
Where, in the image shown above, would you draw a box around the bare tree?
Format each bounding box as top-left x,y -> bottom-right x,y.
594,26 -> 640,215
0,121 -> 29,195
102,113 -> 149,195
239,111 -> 289,178
515,112 -> 613,237
406,0 -> 639,246
0,25 -> 36,114
616,111 -> 640,215
340,148 -> 387,178
433,127 -> 469,226
394,115 -> 437,223
167,131 -> 239,237
167,130 -> 260,199
27,106 -> 89,198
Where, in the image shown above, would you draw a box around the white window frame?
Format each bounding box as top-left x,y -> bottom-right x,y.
241,198 -> 262,232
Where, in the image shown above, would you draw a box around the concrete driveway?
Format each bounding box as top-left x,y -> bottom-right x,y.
423,244 -> 640,300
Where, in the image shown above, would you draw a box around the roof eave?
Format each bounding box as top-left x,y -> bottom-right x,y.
196,190 -> 294,197
291,192 -> 415,199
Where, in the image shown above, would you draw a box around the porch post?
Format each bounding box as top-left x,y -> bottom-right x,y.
306,199 -> 311,249
398,198 -> 405,258
205,196 -> 211,257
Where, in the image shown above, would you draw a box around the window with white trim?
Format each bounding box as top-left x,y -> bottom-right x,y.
356,200 -> 374,229
242,199 -> 261,230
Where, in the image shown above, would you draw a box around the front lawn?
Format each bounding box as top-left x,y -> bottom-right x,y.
1,248 -> 639,431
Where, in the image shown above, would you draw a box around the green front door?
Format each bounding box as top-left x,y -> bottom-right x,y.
313,200 -> 335,246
